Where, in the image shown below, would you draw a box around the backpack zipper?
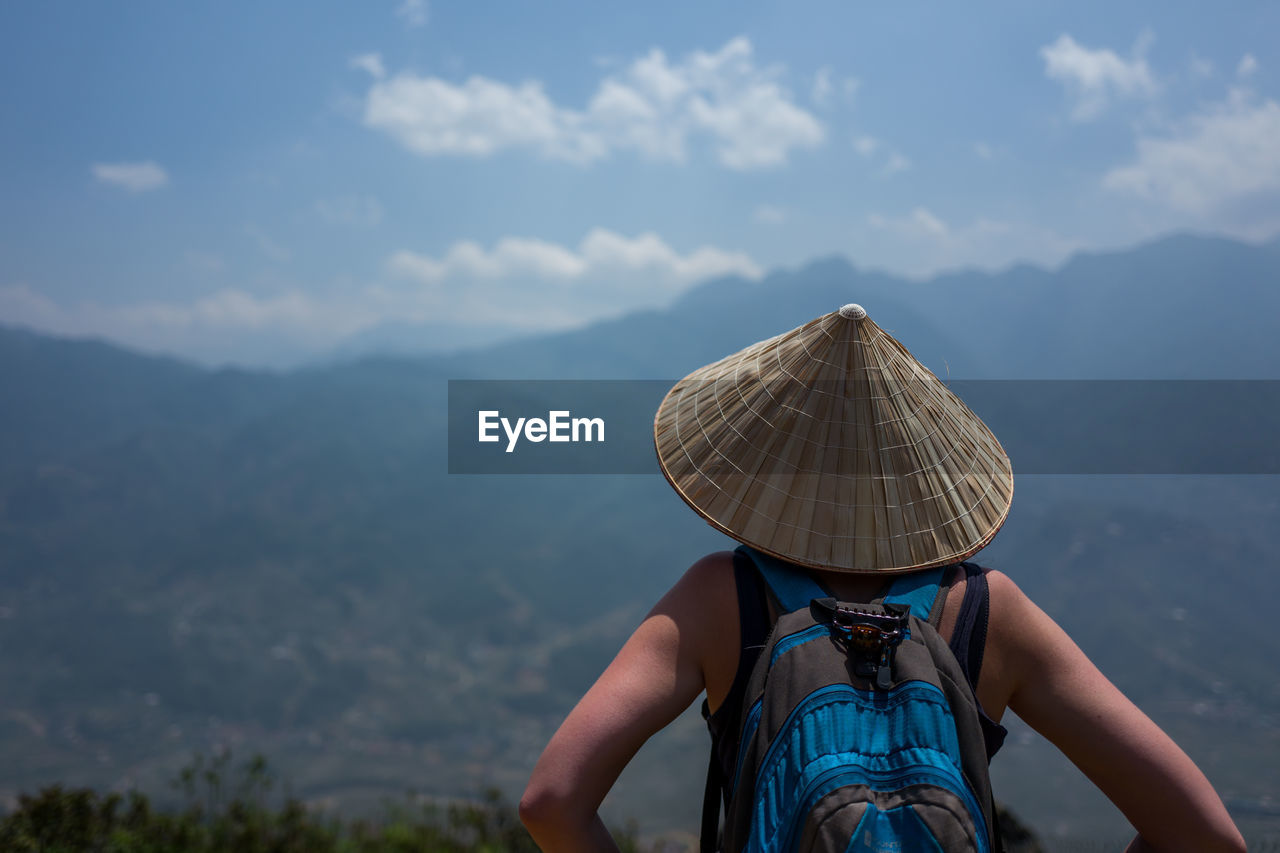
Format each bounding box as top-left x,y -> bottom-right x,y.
745,682 -> 990,853
769,759 -> 990,853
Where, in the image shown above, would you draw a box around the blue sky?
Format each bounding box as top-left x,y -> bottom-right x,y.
2,1 -> 1277,365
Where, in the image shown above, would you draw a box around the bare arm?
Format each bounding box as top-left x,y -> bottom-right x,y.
992,572 -> 1245,853
519,553 -> 737,852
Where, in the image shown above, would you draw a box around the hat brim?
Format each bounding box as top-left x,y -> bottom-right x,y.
653,310 -> 1013,573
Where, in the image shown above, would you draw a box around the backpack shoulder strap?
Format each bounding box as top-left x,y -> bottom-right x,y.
704,548 -> 815,853
739,544 -> 948,620
734,545 -> 828,614
879,565 -> 947,622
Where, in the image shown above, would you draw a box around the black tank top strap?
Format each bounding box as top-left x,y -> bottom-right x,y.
947,561 -> 1007,760
948,561 -> 988,684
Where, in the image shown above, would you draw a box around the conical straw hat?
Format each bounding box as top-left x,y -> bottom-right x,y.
654,304 -> 1013,573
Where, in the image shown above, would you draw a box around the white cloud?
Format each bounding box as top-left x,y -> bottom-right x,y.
183,251 -> 226,274
1189,53 -> 1214,79
315,195 -> 384,228
852,134 -> 908,176
360,36 -> 824,169
974,141 -> 995,160
91,161 -> 169,192
883,151 -> 911,176
173,289 -> 361,330
364,75 -> 598,161
1103,90 -> 1280,216
1,283 -> 71,331
753,204 -> 787,225
389,229 -> 760,285
0,281 -> 377,362
811,67 -> 858,108
865,208 -> 1079,277
812,67 -> 833,106
1040,33 -> 1158,121
2,229 -> 761,362
389,237 -> 587,281
909,208 -> 949,239
870,208 -> 949,240
349,53 -> 386,80
395,0 -> 428,28
387,228 -> 763,327
244,225 -> 291,262
1237,53 -> 1259,78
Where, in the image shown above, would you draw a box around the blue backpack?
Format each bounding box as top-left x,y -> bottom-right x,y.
703,545 -> 1003,853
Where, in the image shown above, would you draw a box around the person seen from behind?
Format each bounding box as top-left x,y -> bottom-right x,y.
520,304 -> 1246,852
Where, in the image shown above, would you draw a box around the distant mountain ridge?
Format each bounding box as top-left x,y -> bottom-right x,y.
430,231 -> 1280,379
5,231 -> 1278,381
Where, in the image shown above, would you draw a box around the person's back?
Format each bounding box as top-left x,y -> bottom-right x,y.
522,552 -> 1245,851
705,552 -> 1242,849
519,306 -> 1246,852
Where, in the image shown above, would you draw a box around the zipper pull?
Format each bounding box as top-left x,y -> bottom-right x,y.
876,647 -> 894,689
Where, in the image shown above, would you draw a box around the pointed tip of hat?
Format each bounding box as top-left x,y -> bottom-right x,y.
838,303 -> 867,320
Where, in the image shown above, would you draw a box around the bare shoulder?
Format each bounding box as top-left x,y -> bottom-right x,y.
682,550 -> 737,586
653,550 -> 736,612
982,566 -> 1017,595
965,568 -> 1031,717
983,568 -> 1044,650
646,551 -> 740,643
659,551 -> 741,711
648,550 -> 734,621
982,568 -> 1087,684
983,567 -> 1025,616
982,568 -> 1087,674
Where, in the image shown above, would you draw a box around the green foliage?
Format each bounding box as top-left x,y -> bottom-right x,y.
0,752 -> 601,853
0,752 -> 327,853
0,751 -> 1047,852
995,801 -> 1044,853
0,752 -> 1052,853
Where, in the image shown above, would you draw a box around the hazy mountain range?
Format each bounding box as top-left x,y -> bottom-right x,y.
1,232 -> 1278,849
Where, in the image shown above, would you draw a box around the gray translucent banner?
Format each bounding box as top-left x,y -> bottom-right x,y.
447,380 -> 1280,475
